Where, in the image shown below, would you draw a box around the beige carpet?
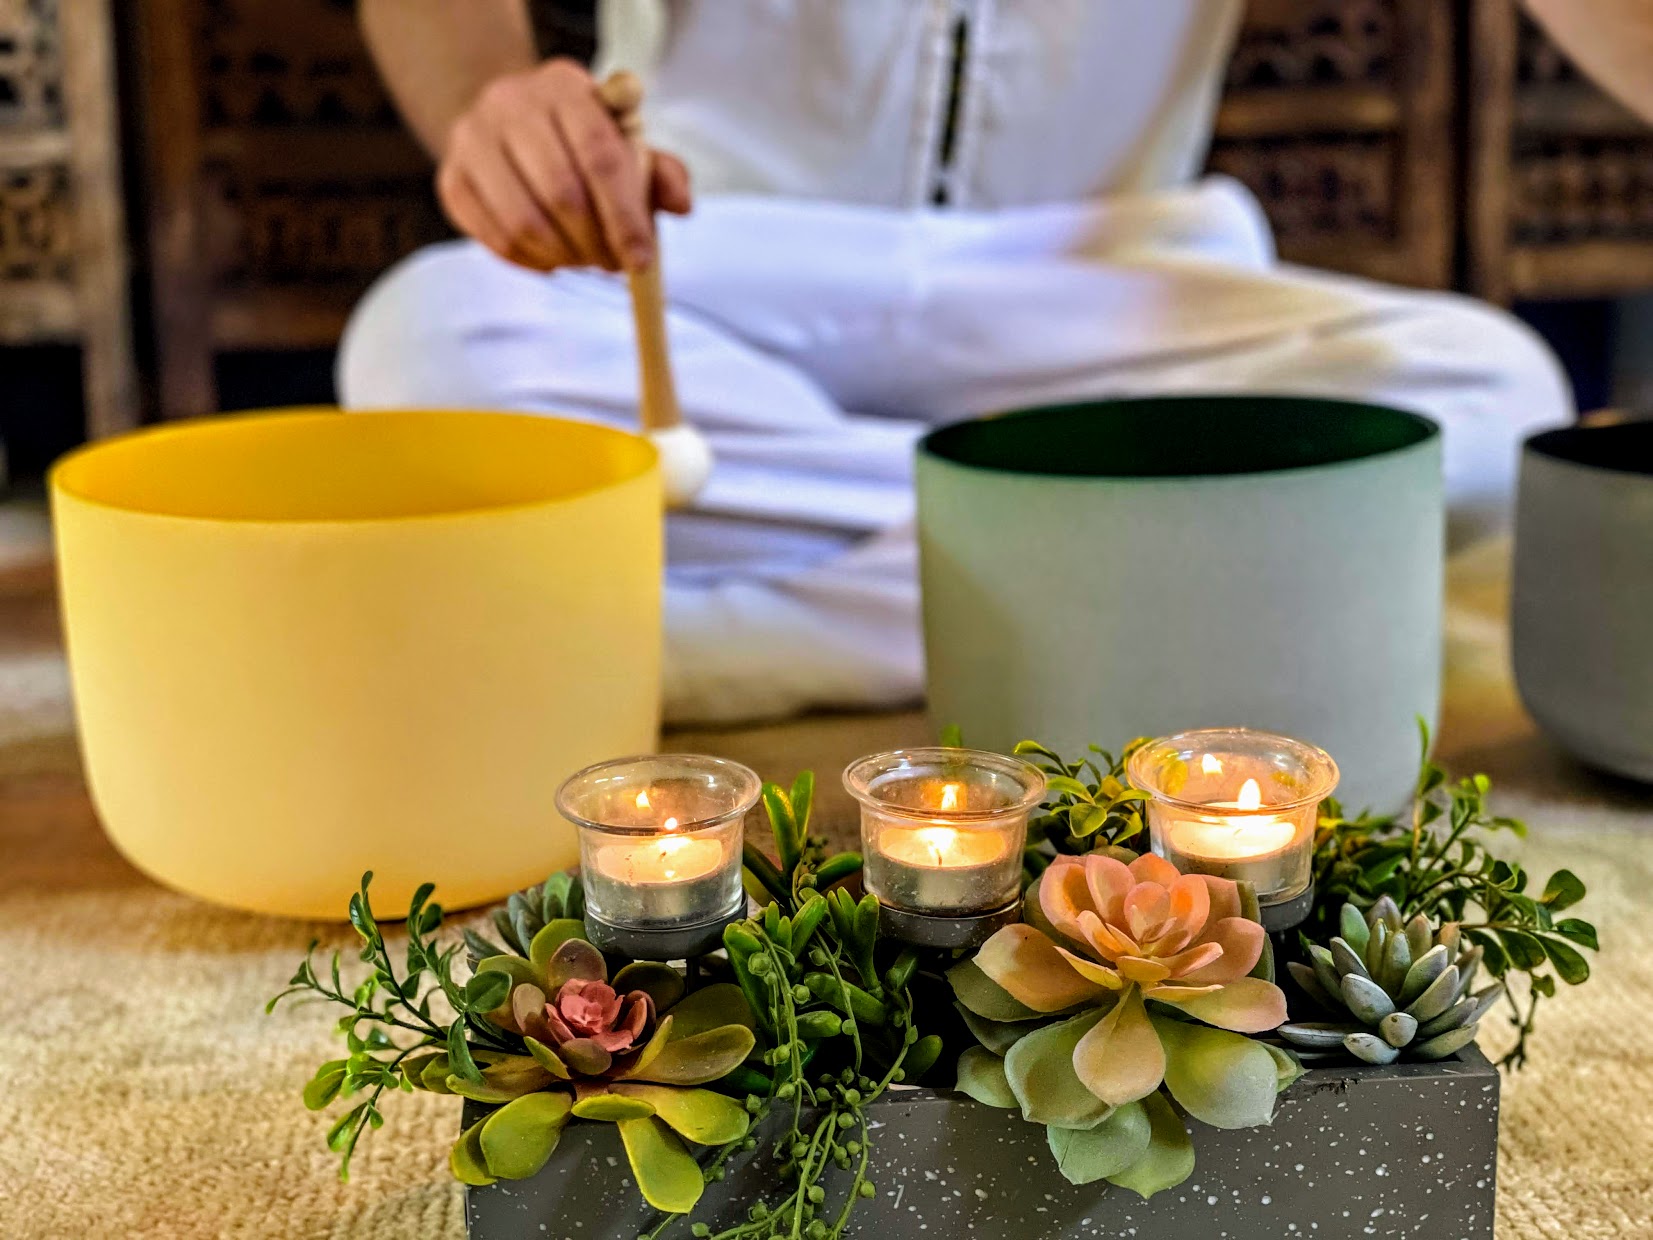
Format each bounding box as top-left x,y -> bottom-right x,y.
0,504 -> 1648,1238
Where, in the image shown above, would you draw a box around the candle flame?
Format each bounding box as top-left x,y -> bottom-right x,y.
656,832 -> 688,878
1236,778 -> 1263,811
662,816 -> 679,832
637,788 -> 677,831
1201,754 -> 1223,775
939,782 -> 962,812
915,826 -> 958,866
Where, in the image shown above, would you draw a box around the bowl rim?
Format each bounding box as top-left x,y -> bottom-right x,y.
918,393 -> 1440,482
1524,421 -> 1653,478
49,407 -> 659,526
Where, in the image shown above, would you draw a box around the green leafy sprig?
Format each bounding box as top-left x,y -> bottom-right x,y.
267,875 -> 517,1177
1011,737 -> 1153,875
1312,725 -> 1598,1069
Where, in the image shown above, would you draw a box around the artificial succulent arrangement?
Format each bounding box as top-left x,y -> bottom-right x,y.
273,727 -> 1598,1231
269,870 -> 758,1205
272,773 -> 937,1239
445,933 -> 759,1204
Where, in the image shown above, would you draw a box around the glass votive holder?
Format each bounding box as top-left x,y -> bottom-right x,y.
843,747 -> 1045,948
1127,727 -> 1339,932
556,754 -> 760,959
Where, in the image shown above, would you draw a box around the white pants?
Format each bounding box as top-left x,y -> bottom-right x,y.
338,180 -> 1572,724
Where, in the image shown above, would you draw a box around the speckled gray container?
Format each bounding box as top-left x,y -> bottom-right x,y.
465,1048 -> 1498,1240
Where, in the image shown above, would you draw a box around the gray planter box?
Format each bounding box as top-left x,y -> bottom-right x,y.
466,1048 -> 1498,1240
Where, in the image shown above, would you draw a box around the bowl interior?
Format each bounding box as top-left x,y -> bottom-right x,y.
52,408 -> 657,522
921,395 -> 1437,479
1526,422 -> 1653,477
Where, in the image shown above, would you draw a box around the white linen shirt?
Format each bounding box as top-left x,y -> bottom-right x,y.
596,0 -> 1246,208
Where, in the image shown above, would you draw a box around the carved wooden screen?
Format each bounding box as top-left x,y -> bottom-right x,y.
1468,0 -> 1653,303
1207,0 -> 1452,289
1,0 -> 74,329
1,0 -> 135,435
133,0 -> 450,417
132,0 -> 610,418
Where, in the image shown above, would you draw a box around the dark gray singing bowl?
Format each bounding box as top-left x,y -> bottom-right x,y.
1514,422 -> 1653,780
916,394 -> 1444,814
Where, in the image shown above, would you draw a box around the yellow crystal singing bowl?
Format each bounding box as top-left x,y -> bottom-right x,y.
51,409 -> 663,918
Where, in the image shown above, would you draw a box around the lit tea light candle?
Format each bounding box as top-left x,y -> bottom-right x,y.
594,795 -> 725,887
844,750 -> 1043,922
1128,729 -> 1339,917
1165,776 -> 1296,862
880,821 -> 1009,870
557,756 -> 760,947
873,809 -> 1017,908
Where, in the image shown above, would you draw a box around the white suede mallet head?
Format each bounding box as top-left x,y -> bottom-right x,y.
648,423 -> 714,507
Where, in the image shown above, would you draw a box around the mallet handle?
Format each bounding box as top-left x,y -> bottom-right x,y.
596,70 -> 681,433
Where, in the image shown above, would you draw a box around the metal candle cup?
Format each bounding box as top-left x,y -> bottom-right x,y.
1127,728 -> 1338,927
557,754 -> 759,957
845,748 -> 1044,946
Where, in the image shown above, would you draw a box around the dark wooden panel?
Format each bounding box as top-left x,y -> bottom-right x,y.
1467,0 -> 1653,303
131,0 -> 451,415
2,0 -> 137,435
1208,0 -> 1453,289
133,0 -> 216,418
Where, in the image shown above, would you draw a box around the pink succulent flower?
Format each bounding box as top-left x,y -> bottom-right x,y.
546,978 -> 653,1053
974,852 -> 1287,1110
504,965 -> 658,1078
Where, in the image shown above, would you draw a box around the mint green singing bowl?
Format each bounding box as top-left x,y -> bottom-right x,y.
917,395 -> 1444,814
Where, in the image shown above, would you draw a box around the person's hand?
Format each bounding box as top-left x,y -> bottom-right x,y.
435,57 -> 691,273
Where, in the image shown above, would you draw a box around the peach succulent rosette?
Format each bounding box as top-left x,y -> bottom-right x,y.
950,852 -> 1300,1197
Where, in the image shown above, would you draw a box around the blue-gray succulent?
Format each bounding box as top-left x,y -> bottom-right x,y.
1280,897 -> 1503,1065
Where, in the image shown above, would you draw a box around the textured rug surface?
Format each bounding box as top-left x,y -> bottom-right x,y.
0,511 -> 1648,1238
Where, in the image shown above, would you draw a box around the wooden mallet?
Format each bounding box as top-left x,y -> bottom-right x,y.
595,70 -> 713,508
